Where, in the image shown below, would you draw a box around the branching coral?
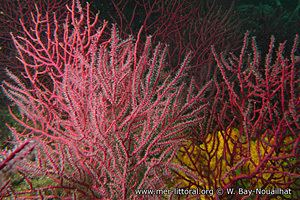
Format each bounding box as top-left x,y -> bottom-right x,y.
170,33 -> 300,199
0,0 -> 212,199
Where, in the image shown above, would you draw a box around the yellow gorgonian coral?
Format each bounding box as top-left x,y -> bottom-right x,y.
172,128 -> 241,190
172,128 -> 296,193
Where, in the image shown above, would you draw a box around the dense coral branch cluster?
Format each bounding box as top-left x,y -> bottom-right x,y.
171,33 -> 299,199
0,0 -> 72,81
0,0 -> 299,199
0,0 -> 211,199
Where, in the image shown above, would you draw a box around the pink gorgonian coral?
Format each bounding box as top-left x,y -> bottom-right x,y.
0,0 -> 73,80
171,32 -> 300,199
0,0 -> 211,199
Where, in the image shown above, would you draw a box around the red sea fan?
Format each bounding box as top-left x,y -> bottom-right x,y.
108,0 -> 242,86
0,0 -> 211,199
0,0 -> 73,81
171,33 -> 299,199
